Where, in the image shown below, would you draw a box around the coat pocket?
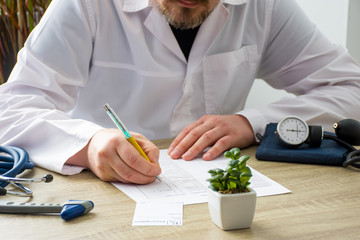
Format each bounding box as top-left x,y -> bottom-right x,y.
202,45 -> 259,114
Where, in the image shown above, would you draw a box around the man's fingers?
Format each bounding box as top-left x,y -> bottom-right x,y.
117,142 -> 161,176
168,120 -> 202,156
202,135 -> 233,161
169,115 -> 256,162
169,123 -> 210,159
85,129 -> 161,184
132,132 -> 160,165
181,128 -> 224,160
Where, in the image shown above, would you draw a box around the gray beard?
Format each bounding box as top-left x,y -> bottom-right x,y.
157,4 -> 212,29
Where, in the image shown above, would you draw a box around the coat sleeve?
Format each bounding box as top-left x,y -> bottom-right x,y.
239,0 -> 360,138
0,0 -> 103,174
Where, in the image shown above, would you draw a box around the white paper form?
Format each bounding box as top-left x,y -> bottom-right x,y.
132,201 -> 183,226
112,149 -> 291,205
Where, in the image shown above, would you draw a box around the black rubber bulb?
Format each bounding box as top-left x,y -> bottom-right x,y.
333,119 -> 360,146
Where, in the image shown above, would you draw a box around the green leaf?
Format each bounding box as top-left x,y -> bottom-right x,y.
212,182 -> 224,190
240,172 -> 252,178
208,185 -> 219,191
244,166 -> 252,176
239,155 -> 250,165
228,178 -> 242,187
228,159 -> 239,167
209,148 -> 252,193
231,148 -> 241,159
229,170 -> 240,178
224,151 -> 232,159
215,168 -> 224,174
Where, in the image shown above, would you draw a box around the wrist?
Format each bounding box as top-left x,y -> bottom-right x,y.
66,141 -> 90,168
236,114 -> 256,145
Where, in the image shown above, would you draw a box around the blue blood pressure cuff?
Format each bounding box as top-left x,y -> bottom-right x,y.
255,123 -> 348,166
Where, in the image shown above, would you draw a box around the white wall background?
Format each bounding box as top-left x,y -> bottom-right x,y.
245,0 -> 354,109
347,0 -> 360,64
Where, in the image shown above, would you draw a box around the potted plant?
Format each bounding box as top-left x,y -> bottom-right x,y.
207,147 -> 256,230
0,0 -> 51,84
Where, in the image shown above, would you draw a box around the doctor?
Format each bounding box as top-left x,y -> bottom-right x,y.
1,0 -> 360,184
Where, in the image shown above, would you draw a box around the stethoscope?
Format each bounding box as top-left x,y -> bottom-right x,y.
0,146 -> 53,196
0,146 -> 94,220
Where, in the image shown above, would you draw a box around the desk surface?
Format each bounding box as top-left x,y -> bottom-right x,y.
1,139 -> 359,240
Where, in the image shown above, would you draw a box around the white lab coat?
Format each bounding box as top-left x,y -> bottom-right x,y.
1,0 -> 360,174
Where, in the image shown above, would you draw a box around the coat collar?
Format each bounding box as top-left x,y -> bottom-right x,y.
123,0 -> 248,12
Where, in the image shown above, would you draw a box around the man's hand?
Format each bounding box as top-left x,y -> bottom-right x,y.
66,129 -> 161,184
168,115 -> 255,161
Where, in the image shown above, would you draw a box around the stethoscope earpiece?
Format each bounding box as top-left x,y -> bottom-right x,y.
43,174 -> 54,183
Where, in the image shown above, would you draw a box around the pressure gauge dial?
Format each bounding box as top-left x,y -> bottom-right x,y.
276,116 -> 309,146
276,116 -> 323,147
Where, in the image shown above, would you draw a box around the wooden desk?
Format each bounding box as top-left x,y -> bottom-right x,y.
1,139 -> 359,240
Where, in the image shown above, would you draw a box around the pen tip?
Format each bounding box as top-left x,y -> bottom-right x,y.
103,103 -> 110,111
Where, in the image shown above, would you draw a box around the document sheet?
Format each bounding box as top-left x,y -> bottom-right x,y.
132,201 -> 183,226
113,149 -> 291,205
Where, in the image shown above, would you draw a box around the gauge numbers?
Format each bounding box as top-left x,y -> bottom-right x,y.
276,116 -> 309,146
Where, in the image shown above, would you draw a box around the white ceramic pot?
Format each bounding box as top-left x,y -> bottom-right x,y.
207,187 -> 256,230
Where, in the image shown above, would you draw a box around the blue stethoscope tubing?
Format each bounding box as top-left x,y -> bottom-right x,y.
0,146 -> 53,196
0,146 -> 94,220
0,146 -> 35,188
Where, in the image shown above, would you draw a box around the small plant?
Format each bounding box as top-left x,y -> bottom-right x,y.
0,0 -> 52,84
207,148 -> 252,194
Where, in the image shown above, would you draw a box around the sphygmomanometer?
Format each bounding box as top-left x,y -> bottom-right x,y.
0,146 -> 94,220
256,116 -> 360,169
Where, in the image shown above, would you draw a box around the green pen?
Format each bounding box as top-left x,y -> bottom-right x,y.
103,103 -> 150,162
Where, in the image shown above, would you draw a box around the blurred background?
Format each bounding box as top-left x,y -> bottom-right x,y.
245,0 -> 360,108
